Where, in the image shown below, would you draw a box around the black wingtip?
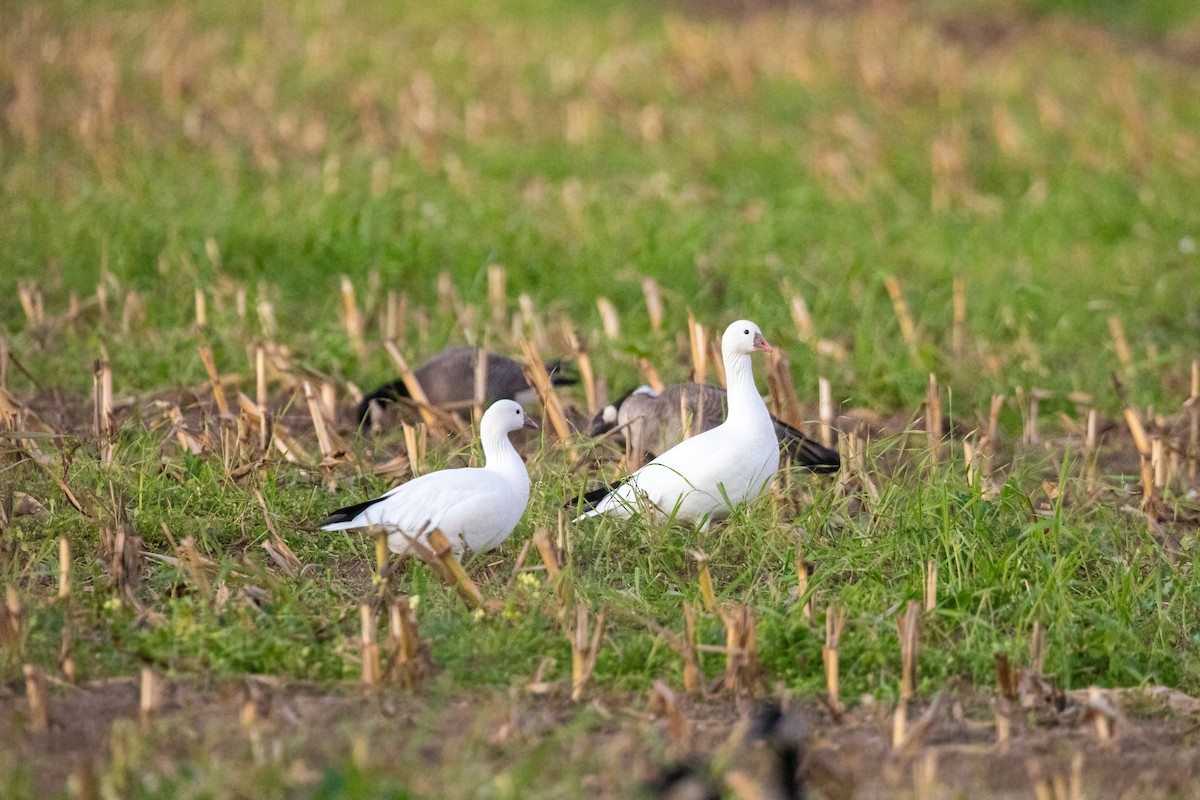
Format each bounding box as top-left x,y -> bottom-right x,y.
564,479 -> 628,513
774,418 -> 840,474
320,494 -> 387,527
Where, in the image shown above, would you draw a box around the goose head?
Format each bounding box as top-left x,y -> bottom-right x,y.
587,385 -> 659,436
482,399 -> 540,436
722,320 -> 772,358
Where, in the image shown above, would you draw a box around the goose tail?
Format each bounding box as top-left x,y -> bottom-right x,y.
774,419 -> 840,473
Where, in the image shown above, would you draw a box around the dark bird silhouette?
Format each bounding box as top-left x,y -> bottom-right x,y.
644,702 -> 808,800
356,346 -> 575,428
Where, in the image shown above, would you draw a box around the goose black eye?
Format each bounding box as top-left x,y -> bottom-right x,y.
744,329 -> 750,334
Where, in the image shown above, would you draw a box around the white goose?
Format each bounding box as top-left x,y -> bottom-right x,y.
587,382 -> 840,473
573,320 -> 780,529
321,399 -> 538,555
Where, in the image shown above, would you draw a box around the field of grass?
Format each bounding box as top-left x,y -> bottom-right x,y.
3,0 -> 1200,797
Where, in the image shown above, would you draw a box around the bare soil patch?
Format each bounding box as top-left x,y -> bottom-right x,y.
4,677 -> 1200,798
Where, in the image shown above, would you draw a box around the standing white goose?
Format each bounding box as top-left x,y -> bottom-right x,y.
587,382 -> 840,473
572,320 -> 780,528
321,400 -> 538,555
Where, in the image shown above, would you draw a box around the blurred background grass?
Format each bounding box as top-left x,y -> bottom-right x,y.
2,0 -> 1198,413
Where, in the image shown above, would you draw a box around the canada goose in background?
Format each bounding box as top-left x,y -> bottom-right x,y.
321,400 -> 538,555
571,321 -> 781,529
588,382 -> 839,474
355,346 -> 575,427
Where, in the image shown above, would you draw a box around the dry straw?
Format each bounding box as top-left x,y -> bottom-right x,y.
638,358 -> 666,393
359,603 -> 380,686
823,603 -> 845,715
564,324 -> 598,416
59,538 -> 75,682
595,297 -> 620,340
952,275 -> 966,357
897,601 -> 920,701
818,377 -> 834,449
1020,387 -> 1050,446
649,680 -> 688,746
256,491 -> 302,576
386,595 -> 431,689
18,281 -> 45,327
883,274 -> 920,362
383,341 -> 438,430
795,556 -> 812,621
964,437 -> 980,490
303,380 -> 336,462
923,559 -> 938,614
487,265 -> 507,327
681,603 -> 702,694
255,344 -> 270,451
1107,315 -> 1132,368
791,293 -> 813,341
641,277 -> 664,332
687,311 -> 708,384
1030,621 -> 1046,675
374,530 -> 390,601
766,349 -> 801,426
2,586 -> 26,659
401,422 -> 427,476
570,606 -> 605,702
23,663 -> 49,732
1188,359 -> 1198,481
197,346 -> 229,417
690,549 -> 717,613
926,373 -> 943,460
109,497 -> 142,598
473,346 -> 490,421
139,666 -> 160,725
424,530 -> 483,610
720,604 -> 761,697
533,528 -> 561,581
519,336 -> 572,443
384,291 -> 407,344
93,358 -> 114,467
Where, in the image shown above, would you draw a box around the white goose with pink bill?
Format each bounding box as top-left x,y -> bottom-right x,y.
320,399 -> 538,555
570,320 -> 781,530
588,382 -> 839,473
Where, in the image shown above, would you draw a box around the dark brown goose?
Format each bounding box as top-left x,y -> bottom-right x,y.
356,347 -> 574,428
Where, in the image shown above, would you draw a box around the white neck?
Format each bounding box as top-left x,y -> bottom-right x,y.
482,427 -> 529,484
724,351 -> 772,429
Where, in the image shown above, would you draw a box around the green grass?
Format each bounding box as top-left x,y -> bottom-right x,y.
3,0 -> 1200,796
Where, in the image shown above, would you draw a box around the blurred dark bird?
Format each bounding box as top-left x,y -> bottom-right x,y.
588,382 -> 839,473
644,702 -> 808,800
643,761 -> 720,800
356,346 -> 575,428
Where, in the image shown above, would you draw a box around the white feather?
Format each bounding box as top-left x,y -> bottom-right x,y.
576,320 -> 780,528
322,400 -> 535,554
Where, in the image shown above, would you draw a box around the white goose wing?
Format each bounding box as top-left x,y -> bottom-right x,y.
590,421 -> 777,523
322,467 -> 524,553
